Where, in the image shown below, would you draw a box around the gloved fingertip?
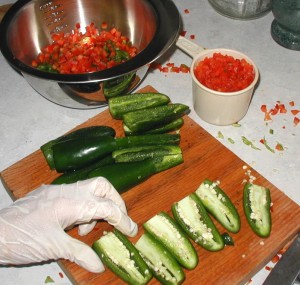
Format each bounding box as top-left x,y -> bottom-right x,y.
65,237 -> 105,273
115,219 -> 138,238
74,246 -> 105,273
79,258 -> 105,274
127,221 -> 138,237
78,221 -> 97,236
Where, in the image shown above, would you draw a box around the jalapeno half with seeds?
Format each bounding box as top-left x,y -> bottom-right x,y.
195,179 -> 241,233
172,193 -> 224,251
92,230 -> 152,285
135,232 -> 185,285
143,212 -> 198,270
243,183 -> 272,238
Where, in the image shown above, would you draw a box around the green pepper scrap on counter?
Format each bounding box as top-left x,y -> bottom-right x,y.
92,230 -> 152,285
195,179 -> 241,233
243,183 -> 272,238
172,193 -> 225,252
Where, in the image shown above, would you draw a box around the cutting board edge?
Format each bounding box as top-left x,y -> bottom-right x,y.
0,174 -> 18,202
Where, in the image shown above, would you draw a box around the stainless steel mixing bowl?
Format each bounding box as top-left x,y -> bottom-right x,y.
0,0 -> 180,109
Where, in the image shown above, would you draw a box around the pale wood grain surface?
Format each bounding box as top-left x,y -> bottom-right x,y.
1,86 -> 300,285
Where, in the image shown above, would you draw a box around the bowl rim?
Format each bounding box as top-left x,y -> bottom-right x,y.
0,0 -> 181,83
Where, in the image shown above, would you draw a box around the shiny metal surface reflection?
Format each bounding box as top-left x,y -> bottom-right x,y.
0,0 -> 180,108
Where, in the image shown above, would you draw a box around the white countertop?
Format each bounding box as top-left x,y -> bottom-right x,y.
0,0 -> 299,284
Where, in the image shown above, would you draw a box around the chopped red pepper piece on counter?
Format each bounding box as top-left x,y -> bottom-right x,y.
270,105 -> 279,115
263,112 -> 272,121
294,117 -> 300,126
180,64 -> 190,73
265,266 -> 272,271
261,104 -> 267,112
260,137 -> 275,153
289,101 -> 295,107
278,103 -> 287,113
275,143 -> 284,151
271,254 -> 280,264
260,101 -> 297,124
180,30 -> 187,37
190,34 -> 195,39
184,8 -> 190,14
150,62 -> 190,74
171,66 -> 180,73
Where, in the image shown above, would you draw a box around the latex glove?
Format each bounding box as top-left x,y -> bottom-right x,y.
0,177 -> 138,273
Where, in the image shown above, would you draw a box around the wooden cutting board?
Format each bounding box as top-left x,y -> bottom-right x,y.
1,86 -> 300,285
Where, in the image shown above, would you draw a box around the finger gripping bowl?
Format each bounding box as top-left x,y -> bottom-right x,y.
0,0 -> 180,109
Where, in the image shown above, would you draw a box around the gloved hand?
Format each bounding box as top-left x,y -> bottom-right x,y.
0,177 -> 138,273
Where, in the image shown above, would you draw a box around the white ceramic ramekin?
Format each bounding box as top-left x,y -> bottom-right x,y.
176,36 -> 259,126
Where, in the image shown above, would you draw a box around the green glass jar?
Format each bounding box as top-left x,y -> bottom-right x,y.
271,0 -> 300,50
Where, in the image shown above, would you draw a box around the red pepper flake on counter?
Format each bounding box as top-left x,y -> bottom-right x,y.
180,64 -> 190,73
150,62 -> 190,74
261,104 -> 272,121
170,66 -> 180,73
260,137 -> 285,153
275,142 -> 284,151
194,53 -> 255,92
180,30 -> 187,37
260,100 -> 299,127
190,34 -> 195,40
184,8 -> 190,14
259,137 -> 275,153
271,254 -> 280,264
265,266 -> 272,271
